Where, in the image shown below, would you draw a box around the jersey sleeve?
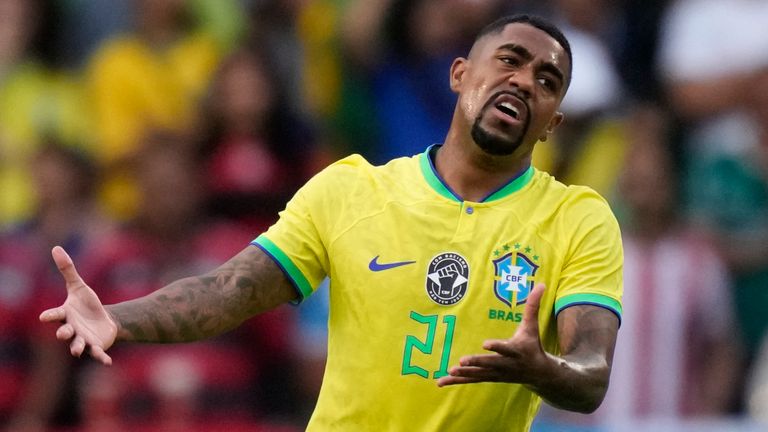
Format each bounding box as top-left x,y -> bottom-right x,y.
554,190 -> 624,322
252,155 -> 363,302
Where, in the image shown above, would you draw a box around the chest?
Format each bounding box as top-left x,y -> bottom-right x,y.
326,201 -> 567,326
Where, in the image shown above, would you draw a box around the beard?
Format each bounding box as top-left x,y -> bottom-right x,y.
470,92 -> 530,156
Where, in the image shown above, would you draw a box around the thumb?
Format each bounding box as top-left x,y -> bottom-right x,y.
515,282 -> 546,337
52,246 -> 85,289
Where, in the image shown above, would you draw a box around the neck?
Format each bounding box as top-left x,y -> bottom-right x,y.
435,131 -> 532,202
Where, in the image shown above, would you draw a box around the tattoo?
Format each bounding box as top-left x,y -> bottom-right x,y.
108,246 -> 297,343
558,306 -> 618,362
527,305 -> 619,413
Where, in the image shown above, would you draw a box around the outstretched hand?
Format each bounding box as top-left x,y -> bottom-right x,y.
39,246 -> 117,365
437,282 -> 549,387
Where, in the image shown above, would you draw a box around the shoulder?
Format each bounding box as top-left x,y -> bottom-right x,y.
529,171 -> 621,248
301,154 -> 372,192
533,170 -> 615,216
291,153 -> 423,235
301,153 -> 417,197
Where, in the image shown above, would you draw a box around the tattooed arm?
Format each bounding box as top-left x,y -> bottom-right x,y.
110,245 -> 296,343
39,245 -> 297,365
526,303 -> 619,412
437,283 -> 619,413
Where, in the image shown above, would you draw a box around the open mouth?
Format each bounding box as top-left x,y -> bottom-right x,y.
496,101 -> 520,120
488,91 -> 528,124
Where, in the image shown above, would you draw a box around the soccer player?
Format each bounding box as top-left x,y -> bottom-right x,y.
40,14 -> 622,431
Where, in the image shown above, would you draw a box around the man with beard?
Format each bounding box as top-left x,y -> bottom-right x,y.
40,14 -> 622,431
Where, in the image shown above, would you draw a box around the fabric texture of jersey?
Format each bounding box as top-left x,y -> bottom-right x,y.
253,146 -> 623,431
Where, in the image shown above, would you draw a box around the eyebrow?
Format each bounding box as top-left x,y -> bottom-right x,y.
497,43 -> 566,87
498,43 -> 533,61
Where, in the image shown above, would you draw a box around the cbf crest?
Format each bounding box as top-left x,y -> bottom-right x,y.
492,244 -> 539,307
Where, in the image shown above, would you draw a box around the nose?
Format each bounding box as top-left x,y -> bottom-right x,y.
507,69 -> 534,98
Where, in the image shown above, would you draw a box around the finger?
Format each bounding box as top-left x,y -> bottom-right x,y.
436,375 -> 484,387
56,324 -> 75,341
482,336 -> 513,351
515,282 -> 546,336
39,307 -> 66,323
51,246 -> 84,288
69,335 -> 86,358
89,345 -> 113,366
481,338 -> 524,357
449,365 -> 498,379
458,353 -> 509,369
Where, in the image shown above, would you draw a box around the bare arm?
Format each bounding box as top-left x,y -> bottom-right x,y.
110,245 -> 297,343
40,245 -> 297,364
529,303 -> 618,412
437,283 -> 619,413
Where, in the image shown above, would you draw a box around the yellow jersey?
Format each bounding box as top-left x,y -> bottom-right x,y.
254,145 -> 623,431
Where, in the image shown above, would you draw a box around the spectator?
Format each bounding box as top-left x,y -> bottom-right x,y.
247,0 -> 307,118
1,142 -> 109,431
78,134 -> 302,429
341,0 -> 507,163
535,105 -> 741,430
0,0 -> 90,227
530,21 -> 626,200
0,231 -> 61,432
601,106 -> 740,421
296,0 -> 379,159
681,57 -> 768,377
744,71 -> 768,424
197,45 -> 328,232
85,0 -> 224,219
612,0 -> 670,103
658,0 -> 768,123
660,2 -> 768,400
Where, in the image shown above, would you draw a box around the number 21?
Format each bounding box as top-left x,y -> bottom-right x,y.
401,312 -> 456,379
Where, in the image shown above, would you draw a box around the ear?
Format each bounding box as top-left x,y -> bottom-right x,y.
539,111 -> 564,142
449,57 -> 468,94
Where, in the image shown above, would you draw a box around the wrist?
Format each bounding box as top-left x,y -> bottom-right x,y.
524,351 -> 564,390
104,305 -> 127,343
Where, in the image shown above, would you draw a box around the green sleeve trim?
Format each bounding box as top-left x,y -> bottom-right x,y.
555,293 -> 622,323
252,235 -> 314,301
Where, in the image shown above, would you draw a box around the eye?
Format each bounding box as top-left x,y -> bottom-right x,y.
537,76 -> 556,91
499,56 -> 520,67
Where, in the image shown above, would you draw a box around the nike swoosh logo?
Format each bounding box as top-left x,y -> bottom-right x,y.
368,256 -> 416,272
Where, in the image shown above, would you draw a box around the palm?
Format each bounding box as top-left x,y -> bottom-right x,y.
63,281 -> 116,348
39,246 -> 116,365
437,283 -> 548,386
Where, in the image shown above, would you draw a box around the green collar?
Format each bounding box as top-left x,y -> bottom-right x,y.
419,144 -> 534,203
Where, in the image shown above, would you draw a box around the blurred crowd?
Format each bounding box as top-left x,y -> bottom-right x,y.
0,0 -> 766,431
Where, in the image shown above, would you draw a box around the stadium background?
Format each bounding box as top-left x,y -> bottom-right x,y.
0,0 -> 767,430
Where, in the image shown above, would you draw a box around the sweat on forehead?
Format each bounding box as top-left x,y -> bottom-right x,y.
470,14 -> 573,81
